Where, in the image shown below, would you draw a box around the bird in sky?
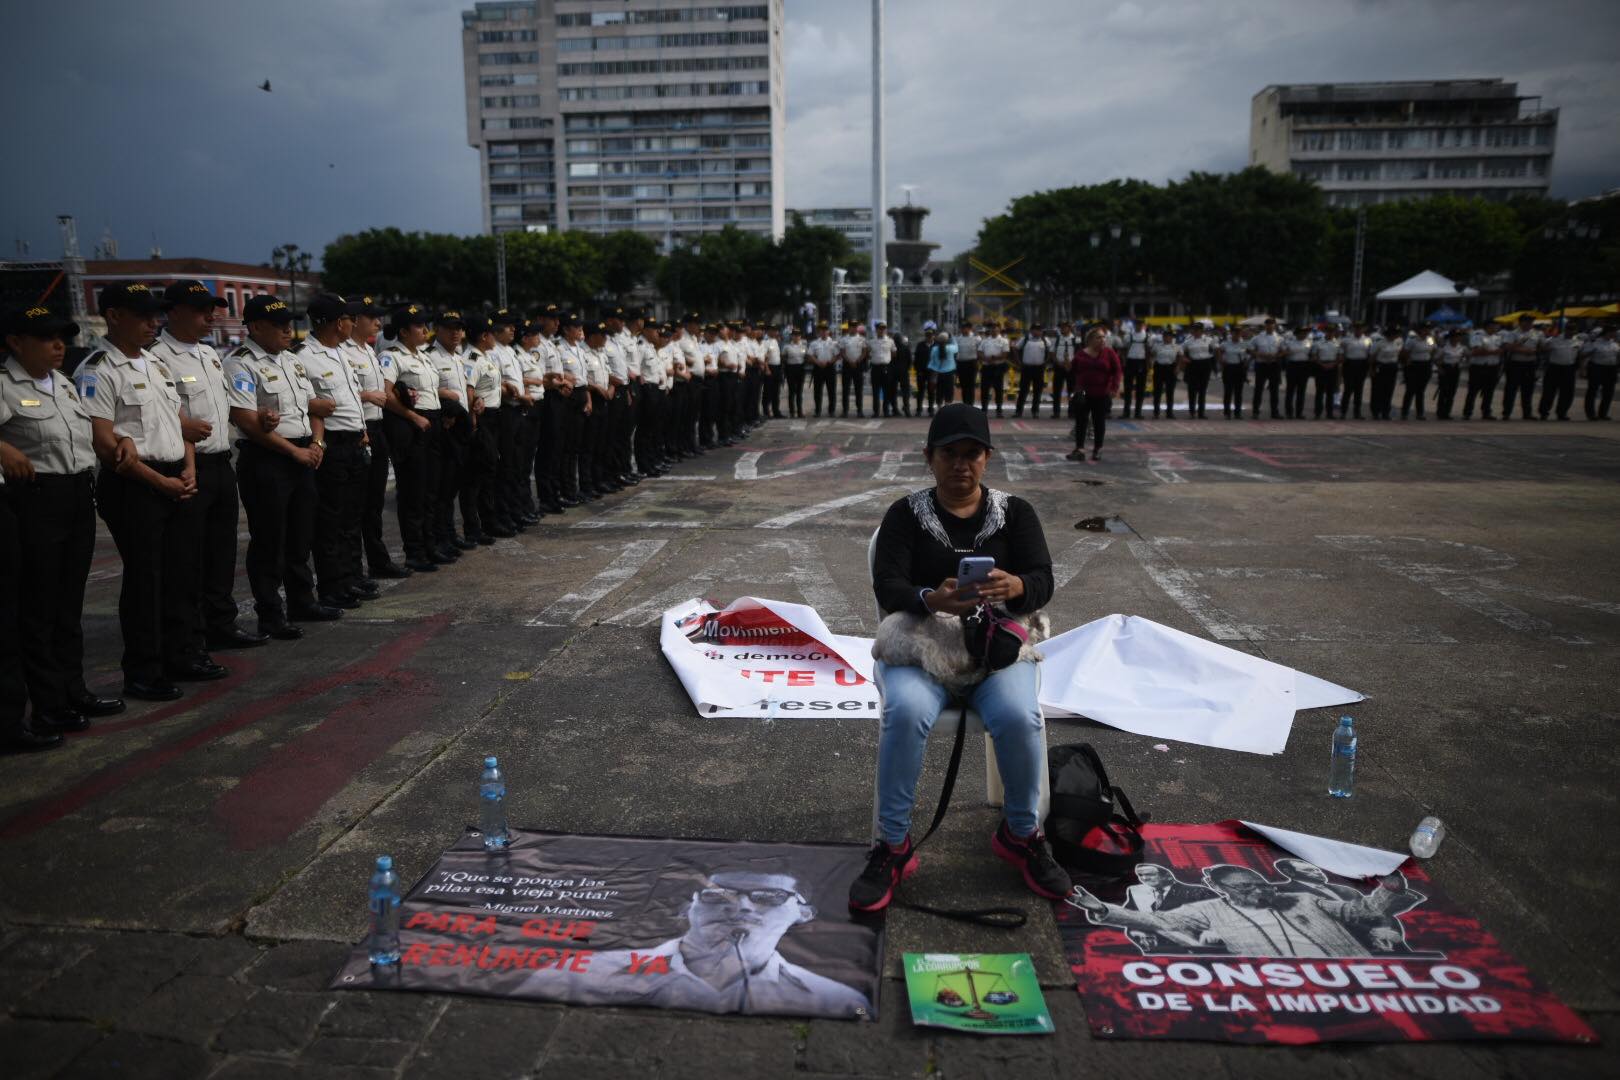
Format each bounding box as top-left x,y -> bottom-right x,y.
259,79 -> 272,92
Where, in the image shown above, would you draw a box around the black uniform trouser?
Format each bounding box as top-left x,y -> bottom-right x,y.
545,391 -> 576,498
522,399 -> 549,509
12,472 -> 96,710
869,363 -> 893,416
1502,359 -> 1537,418
635,385 -> 665,472
1120,360 -> 1147,416
1586,365 -> 1616,419
955,361 -> 978,407
743,368 -> 761,424
0,492 -> 29,734
840,361 -> 866,415
1434,365 -> 1463,419
463,410 -> 499,536
614,384 -> 636,475
1220,364 -> 1246,416
236,439 -> 318,619
1075,394 -> 1110,452
313,432 -> 368,600
784,367 -> 807,417
672,380 -> 696,452
1015,365 -> 1045,415
1401,361 -> 1432,418
384,412 -> 436,563
1312,367 -> 1340,418
718,372 -> 742,440
699,376 -> 718,444
763,368 -> 783,418
493,402 -> 525,520
1340,359 -> 1369,417
1151,364 -> 1178,416
810,366 -> 836,415
1538,365 -> 1576,419
1251,361 -> 1282,417
1463,365 -> 1500,418
891,362 -> 911,415
1048,364 -> 1069,416
362,419 -> 395,572
1369,364 -> 1399,418
184,451 -> 242,644
98,461 -> 191,681
1185,361 -> 1213,417
436,414 -> 469,543
979,363 -> 1007,413
1283,363 -> 1310,418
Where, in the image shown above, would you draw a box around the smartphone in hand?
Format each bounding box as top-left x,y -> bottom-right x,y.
957,556 -> 995,599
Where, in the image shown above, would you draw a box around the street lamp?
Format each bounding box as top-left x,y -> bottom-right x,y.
1226,276 -> 1248,318
1090,224 -> 1140,320
1542,220 -> 1603,332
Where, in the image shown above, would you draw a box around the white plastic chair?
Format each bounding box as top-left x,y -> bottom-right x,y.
866,529 -> 1051,821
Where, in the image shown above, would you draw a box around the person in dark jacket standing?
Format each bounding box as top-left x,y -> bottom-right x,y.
1067,325 -> 1122,462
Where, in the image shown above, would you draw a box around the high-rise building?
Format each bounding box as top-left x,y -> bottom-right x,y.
461,1 -> 785,246
1250,80 -> 1557,208
787,207 -> 874,254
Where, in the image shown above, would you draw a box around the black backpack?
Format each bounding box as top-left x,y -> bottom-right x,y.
1044,743 -> 1145,878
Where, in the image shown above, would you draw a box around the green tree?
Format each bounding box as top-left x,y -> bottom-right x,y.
588,230 -> 660,297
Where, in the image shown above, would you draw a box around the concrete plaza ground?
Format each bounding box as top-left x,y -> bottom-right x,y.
1,411 -> 1616,1078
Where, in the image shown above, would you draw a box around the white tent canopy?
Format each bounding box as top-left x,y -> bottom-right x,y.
1375,269 -> 1480,302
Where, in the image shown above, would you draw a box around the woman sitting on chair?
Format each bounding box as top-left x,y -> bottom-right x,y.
853,403 -> 1068,912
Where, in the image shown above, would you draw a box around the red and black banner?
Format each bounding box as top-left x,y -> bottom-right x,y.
333,829 -> 881,1021
1057,822 -> 1597,1045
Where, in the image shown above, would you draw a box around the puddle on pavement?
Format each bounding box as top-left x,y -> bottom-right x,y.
1076,515 -> 1131,533
1073,478 -> 1106,487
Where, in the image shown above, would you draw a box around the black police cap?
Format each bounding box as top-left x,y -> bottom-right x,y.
355,295 -> 389,317
463,314 -> 492,338
435,309 -> 465,328
306,292 -> 361,323
162,280 -> 227,311
98,280 -> 165,316
585,320 -> 608,337
3,304 -> 78,339
492,308 -> 522,327
391,303 -> 432,328
243,294 -> 295,325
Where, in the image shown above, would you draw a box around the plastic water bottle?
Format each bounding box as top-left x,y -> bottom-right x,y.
367,855 -> 401,965
480,756 -> 510,851
1409,816 -> 1446,858
1327,716 -> 1356,798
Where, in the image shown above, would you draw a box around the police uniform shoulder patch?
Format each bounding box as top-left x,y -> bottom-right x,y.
231,346 -> 252,359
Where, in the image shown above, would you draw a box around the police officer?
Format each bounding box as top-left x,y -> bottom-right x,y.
1281,325 -> 1313,419
1012,324 -> 1048,418
1369,325 -> 1403,421
427,312 -> 471,558
0,466 -> 54,752
1249,319 -> 1284,420
1182,323 -> 1215,419
978,323 -> 1010,416
344,297 -> 409,578
517,311 -> 554,517
1537,326 -> 1579,421
540,306 -> 582,507
782,327 -> 807,418
1433,330 -> 1468,420
379,304 -> 440,572
807,321 -> 838,417
604,307 -> 638,484
1581,325 -> 1617,420
1047,320 -> 1075,419
80,282 -> 198,699
556,314 -> 596,500
1149,328 -> 1182,419
675,313 -> 704,453
1311,326 -> 1342,420
634,319 -> 668,477
1463,325 -> 1502,420
838,323 -> 867,418
489,309 -> 532,529
458,314 -> 506,542
1118,320 -> 1149,419
585,319 -> 621,493
302,293 -> 375,606
1499,314 -> 1540,420
1399,324 -> 1434,420
225,294 -> 337,639
1340,323 -> 1371,419
1,304 -> 124,731
1218,326 -> 1249,419
149,281 -> 268,654
869,320 -> 897,417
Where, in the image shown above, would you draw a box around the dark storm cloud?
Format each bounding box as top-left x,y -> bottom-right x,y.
3,0 -> 1616,267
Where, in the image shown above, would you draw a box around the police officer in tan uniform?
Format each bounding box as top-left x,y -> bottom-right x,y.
78,282 -> 198,700
224,294 -> 336,639
343,297 -> 409,579
380,304 -> 442,572
301,293 -> 374,605
1,304 -> 124,735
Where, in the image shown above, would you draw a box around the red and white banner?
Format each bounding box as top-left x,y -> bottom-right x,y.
660,598 -> 879,718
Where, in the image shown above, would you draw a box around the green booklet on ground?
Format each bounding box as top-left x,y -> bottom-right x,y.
902,953 -> 1053,1035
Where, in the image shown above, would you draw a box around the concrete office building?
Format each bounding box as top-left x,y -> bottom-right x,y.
461,1 -> 785,246
788,207 -> 874,254
1250,80 -> 1557,208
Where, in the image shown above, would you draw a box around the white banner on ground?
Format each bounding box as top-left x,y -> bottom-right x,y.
659,597 -> 879,718
660,602 -> 1361,752
1037,614 -> 1362,755
1238,821 -> 1410,879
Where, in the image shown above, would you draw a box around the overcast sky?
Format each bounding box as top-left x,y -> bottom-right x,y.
4,0 -> 1617,269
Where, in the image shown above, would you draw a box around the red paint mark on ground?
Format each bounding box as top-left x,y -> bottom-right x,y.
82,657 -> 260,736
778,444 -> 820,466
212,670 -> 440,852
0,616 -> 449,842
1232,444 -> 1319,469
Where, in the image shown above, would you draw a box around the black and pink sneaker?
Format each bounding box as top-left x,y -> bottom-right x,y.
991,821 -> 1073,899
848,836 -> 918,912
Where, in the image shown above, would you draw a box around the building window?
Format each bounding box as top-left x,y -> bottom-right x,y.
1296,132 -> 1332,152
636,207 -> 670,223
1338,131 -> 1382,151
483,95 -> 542,109
1339,163 -> 1378,182
568,184 -> 601,198
633,183 -> 667,198
522,204 -> 550,222
479,30 -> 537,43
604,184 -> 634,198
522,182 -> 553,197
567,138 -> 598,154
490,163 -> 521,178
488,142 -> 519,158
490,183 -> 520,196
492,204 -> 522,220
568,162 -> 600,178
606,209 -> 634,223
479,51 -> 539,65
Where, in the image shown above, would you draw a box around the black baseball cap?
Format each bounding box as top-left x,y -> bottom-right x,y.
3,304 -> 78,339
391,303 -> 432,328
243,294 -> 295,325
492,308 -> 521,327
162,280 -> 227,311
435,309 -> 465,328
306,292 -> 361,323
520,321 -> 543,338
585,320 -> 608,337
98,280 -> 165,316
463,314 -> 492,338
926,402 -> 994,451
355,295 -> 389,317
606,306 -> 625,321
536,303 -> 561,321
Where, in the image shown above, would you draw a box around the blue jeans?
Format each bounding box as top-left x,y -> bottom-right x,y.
874,660 -> 1044,845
